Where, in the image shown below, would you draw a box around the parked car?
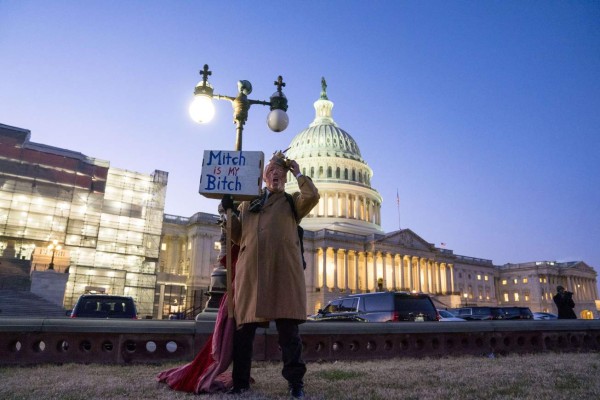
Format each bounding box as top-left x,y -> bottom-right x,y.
501,306 -> 534,320
308,291 -> 439,322
452,307 -> 505,320
69,294 -> 139,319
437,309 -> 466,321
533,312 -> 558,320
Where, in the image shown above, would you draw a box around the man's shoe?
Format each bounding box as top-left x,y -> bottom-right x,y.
226,386 -> 249,395
289,385 -> 305,399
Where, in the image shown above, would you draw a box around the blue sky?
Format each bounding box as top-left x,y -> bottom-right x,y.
1,1 -> 599,283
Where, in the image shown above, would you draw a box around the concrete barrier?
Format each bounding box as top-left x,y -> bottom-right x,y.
1,318 -> 599,365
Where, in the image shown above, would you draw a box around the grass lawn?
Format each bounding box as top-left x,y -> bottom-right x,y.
1,352 -> 599,399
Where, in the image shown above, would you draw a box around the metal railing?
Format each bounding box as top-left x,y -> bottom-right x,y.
1,318 -> 599,365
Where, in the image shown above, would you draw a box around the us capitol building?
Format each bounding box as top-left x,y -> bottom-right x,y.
1,81 -> 598,319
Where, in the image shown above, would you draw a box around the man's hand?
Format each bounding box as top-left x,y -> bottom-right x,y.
221,194 -> 234,211
289,160 -> 301,177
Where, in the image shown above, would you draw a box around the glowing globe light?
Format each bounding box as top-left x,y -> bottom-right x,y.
189,95 -> 215,123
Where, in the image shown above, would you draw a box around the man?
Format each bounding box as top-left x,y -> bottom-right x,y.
222,151 -> 320,399
553,285 -> 577,319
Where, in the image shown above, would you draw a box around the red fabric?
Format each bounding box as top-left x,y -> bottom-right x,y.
156,245 -> 239,394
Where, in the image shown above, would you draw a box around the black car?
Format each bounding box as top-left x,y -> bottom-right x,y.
69,294 -> 139,319
308,291 -> 439,322
453,306 -> 534,320
452,306 -> 505,320
501,306 -> 534,320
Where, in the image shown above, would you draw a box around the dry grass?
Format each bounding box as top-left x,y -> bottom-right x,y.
1,352 -> 600,399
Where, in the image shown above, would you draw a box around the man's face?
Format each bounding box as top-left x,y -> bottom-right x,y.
264,163 -> 287,193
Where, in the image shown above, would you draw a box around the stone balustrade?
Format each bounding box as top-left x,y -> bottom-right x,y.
1,318 -> 599,365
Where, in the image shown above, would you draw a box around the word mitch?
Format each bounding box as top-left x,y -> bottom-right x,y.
205,150 -> 247,167
203,150 -> 245,191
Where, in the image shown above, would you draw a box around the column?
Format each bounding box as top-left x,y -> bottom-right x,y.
345,194 -> 350,218
370,252 -> 376,291
426,259 -> 433,293
449,264 -> 455,294
382,252 -> 388,290
411,256 -> 421,292
320,248 -> 327,290
343,249 -> 349,291
407,256 -> 413,290
332,248 -> 338,291
157,284 -> 165,320
389,253 -> 396,290
396,256 -> 402,290
353,251 -> 359,293
334,192 -> 339,217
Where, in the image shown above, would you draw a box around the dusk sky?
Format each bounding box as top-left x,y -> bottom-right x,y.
1,2 -> 599,286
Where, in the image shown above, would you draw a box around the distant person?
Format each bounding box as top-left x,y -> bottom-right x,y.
553,286 -> 576,319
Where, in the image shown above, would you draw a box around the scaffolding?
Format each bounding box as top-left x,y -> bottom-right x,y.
0,124 -> 168,318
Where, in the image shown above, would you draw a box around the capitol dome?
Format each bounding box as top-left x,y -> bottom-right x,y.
285,78 -> 383,235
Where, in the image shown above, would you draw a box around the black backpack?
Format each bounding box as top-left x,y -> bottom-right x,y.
284,193 -> 307,270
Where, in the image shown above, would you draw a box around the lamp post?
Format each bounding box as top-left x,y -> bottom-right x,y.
190,64 -> 289,314
47,239 -> 62,271
189,64 -> 289,151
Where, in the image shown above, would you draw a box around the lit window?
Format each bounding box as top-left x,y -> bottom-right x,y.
502,280 -> 507,285
524,294 -> 530,301
161,243 -> 167,251
513,278 -> 518,284
477,274 -> 481,280
514,292 -> 520,301
523,278 -> 528,283
543,278 -> 547,283
539,277 -> 543,283
188,242 -> 192,250
214,241 -> 221,251
503,293 -> 509,302
484,275 -> 489,281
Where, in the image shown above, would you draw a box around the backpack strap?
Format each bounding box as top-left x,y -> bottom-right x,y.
284,193 -> 306,269
284,193 -> 300,223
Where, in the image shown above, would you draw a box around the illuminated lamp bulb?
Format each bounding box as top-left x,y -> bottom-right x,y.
189,95 -> 215,123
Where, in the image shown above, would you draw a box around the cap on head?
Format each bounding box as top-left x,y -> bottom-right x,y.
267,150 -> 290,171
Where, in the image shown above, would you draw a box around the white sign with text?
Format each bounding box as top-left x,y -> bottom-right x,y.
199,150 -> 264,200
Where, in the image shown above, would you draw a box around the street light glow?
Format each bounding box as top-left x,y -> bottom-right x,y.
189,94 -> 215,123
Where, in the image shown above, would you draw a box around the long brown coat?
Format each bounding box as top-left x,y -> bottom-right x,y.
230,176 -> 319,326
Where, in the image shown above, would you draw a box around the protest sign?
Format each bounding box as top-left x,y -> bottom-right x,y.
199,150 -> 264,200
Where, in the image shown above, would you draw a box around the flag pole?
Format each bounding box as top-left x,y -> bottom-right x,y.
396,189 -> 401,230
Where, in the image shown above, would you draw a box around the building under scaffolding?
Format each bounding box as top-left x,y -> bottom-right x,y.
0,123 -> 167,317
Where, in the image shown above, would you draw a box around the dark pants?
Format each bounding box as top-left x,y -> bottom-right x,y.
232,319 -> 306,390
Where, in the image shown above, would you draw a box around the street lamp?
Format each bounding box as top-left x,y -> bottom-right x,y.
47,239 -> 62,271
189,64 -> 289,151
190,64 -> 290,315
